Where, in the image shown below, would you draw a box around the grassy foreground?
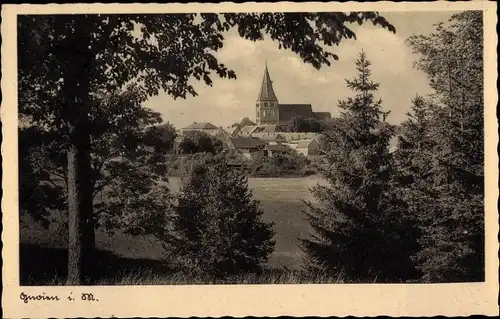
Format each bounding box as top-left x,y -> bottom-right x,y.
43,267 -> 353,285
20,242 -> 359,285
21,176 -> 338,285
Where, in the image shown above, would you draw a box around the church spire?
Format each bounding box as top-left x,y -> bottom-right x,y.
257,62 -> 278,101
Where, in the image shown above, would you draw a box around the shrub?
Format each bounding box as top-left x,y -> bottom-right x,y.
250,152 -> 308,177
167,154 -> 275,277
179,130 -> 223,155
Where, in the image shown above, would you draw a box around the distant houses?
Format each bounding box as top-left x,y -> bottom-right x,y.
260,134 -> 287,145
226,136 -> 267,160
295,139 -> 320,157
264,144 -> 290,157
174,120 -> 328,162
222,126 -> 241,137
168,62 -> 334,162
180,122 -> 224,136
169,60 -> 400,161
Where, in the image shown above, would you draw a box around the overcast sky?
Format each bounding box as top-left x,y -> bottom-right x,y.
143,11 -> 461,129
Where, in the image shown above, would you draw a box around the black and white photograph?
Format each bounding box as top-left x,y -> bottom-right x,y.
2,1 -> 498,317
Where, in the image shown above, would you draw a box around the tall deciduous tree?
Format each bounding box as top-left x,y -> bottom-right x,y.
18,12 -> 395,284
19,88 -> 175,245
301,52 -> 419,282
405,11 -> 484,282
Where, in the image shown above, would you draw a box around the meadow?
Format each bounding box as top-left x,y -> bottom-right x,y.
20,176 -> 328,284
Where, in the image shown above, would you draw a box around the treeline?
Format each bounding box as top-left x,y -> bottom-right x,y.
19,12 -> 484,284
168,151 -> 324,178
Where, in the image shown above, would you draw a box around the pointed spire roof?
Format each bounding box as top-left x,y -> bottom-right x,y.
257,63 -> 278,101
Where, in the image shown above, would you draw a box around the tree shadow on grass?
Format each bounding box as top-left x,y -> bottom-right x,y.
20,243 -> 172,285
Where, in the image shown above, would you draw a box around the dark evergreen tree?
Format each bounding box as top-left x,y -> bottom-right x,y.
301,51 -> 419,282
392,95 -> 438,282
168,154 -> 275,277
394,95 -> 438,193
406,11 -> 484,282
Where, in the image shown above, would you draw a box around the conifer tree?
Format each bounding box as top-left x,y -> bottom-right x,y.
394,95 -> 438,190
392,95 -> 438,281
301,51 -> 419,282
406,11 -> 484,282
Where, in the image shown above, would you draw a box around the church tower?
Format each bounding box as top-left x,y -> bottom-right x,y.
256,62 -> 279,125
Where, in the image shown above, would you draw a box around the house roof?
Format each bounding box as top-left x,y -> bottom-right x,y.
257,64 -> 278,101
278,104 -> 314,122
297,139 -> 318,148
265,144 -> 290,152
251,125 -> 274,134
253,126 -> 265,134
260,134 -> 286,142
313,112 -> 332,120
239,125 -> 259,135
240,117 -> 256,127
183,122 -> 218,130
229,137 -> 266,149
261,125 -> 282,133
222,126 -> 240,135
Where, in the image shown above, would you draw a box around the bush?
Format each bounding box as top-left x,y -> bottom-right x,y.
179,130 -> 223,155
249,152 -> 309,177
166,154 -> 275,277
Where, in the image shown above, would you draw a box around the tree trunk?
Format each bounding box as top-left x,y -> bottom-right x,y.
63,20 -> 96,285
66,112 -> 95,285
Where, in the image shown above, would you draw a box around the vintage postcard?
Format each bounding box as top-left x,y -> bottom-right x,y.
2,1 -> 498,317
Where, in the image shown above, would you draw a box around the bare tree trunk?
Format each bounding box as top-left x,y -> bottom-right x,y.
66,145 -> 83,284
62,19 -> 96,285
66,109 -> 95,285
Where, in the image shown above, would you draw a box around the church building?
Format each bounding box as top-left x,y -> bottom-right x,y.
255,63 -> 331,126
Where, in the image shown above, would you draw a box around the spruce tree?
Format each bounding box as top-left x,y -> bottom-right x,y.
393,95 -> 438,281
406,11 -> 484,282
301,51 -> 419,282
394,95 -> 438,198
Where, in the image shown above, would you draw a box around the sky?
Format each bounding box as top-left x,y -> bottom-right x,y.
143,11 -> 460,129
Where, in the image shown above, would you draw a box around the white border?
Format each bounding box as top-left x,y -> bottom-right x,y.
2,2 -> 498,317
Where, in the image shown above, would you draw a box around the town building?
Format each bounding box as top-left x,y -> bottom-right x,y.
295,139 -> 321,157
255,63 -> 332,126
263,144 -> 291,157
259,134 -> 287,145
180,122 -> 223,136
226,136 -> 267,160
222,126 -> 241,137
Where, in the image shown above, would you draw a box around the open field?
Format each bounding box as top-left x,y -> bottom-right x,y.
169,176 -> 325,269
20,176 -> 326,284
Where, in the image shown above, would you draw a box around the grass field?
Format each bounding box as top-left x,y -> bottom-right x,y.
169,176 -> 325,269
20,176 -> 327,284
